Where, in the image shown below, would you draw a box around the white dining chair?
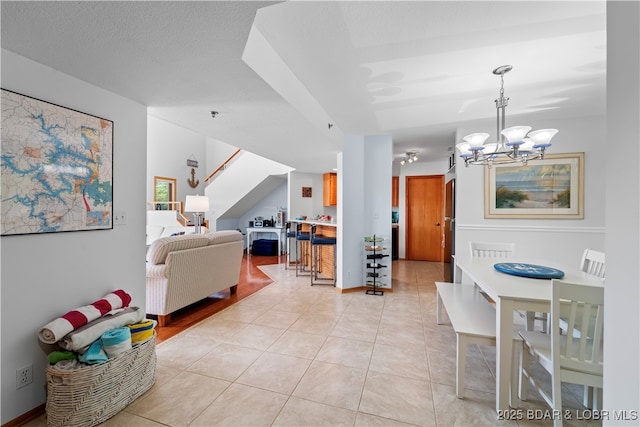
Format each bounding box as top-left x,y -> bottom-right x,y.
580,248 -> 606,278
558,249 -> 605,337
567,249 -> 605,409
518,280 -> 604,427
464,241 -> 515,286
469,241 -> 515,259
467,242 -> 542,332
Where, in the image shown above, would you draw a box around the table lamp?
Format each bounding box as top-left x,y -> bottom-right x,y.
184,195 -> 209,234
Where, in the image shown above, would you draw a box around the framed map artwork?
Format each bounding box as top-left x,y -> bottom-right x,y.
1,89 -> 113,235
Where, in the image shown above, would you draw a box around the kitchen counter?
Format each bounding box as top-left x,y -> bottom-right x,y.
290,219 -> 336,279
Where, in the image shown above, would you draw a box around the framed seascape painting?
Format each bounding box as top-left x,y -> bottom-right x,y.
484,152 -> 584,219
1,89 -> 113,235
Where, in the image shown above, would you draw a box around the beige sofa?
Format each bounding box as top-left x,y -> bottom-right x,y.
145,230 -> 243,326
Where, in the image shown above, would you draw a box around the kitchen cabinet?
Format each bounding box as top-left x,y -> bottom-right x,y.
323,172 -> 337,206
392,176 -> 399,207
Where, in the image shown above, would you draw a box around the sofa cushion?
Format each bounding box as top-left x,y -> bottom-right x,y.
205,230 -> 243,245
146,234 -> 210,265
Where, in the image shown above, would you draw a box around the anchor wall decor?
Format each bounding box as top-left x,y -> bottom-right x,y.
187,168 -> 199,188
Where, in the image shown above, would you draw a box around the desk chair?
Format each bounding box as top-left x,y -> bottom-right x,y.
518,280 -> 604,427
310,224 -> 336,286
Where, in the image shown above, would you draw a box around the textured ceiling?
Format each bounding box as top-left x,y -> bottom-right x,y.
1,1 -> 606,173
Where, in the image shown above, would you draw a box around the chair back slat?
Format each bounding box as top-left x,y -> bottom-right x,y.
469,242 -> 515,259
552,280 -> 604,377
580,248 -> 606,278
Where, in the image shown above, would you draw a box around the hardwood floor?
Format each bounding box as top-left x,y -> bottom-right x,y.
153,254 -> 282,344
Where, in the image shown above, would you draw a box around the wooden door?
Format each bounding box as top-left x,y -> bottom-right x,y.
406,175 -> 444,261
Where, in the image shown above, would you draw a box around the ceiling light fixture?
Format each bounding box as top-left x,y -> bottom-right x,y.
210,111 -> 219,118
399,151 -> 418,165
456,65 -> 558,168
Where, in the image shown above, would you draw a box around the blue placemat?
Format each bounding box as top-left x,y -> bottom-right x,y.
494,262 -> 565,279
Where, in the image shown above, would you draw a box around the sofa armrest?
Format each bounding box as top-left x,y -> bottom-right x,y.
146,263 -> 168,279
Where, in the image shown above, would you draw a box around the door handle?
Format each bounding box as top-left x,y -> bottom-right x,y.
435,222 -> 441,226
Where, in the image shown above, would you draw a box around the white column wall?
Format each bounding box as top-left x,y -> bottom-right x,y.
339,134 -> 392,290
604,1 -> 640,421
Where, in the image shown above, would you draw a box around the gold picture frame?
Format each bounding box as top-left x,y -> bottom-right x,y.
484,152 -> 584,219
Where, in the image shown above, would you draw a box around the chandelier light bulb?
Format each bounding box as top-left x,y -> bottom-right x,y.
400,159 -> 405,165
412,154 -> 418,162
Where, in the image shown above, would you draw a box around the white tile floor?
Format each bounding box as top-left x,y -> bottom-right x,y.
28,260 -> 601,426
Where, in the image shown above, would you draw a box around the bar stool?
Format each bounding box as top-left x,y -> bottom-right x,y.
285,221 -> 297,270
310,224 -> 336,286
295,223 -> 310,277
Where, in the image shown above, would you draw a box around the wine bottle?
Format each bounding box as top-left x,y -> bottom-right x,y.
366,272 -> 387,278
364,236 -> 383,243
366,263 -> 387,269
367,253 -> 389,259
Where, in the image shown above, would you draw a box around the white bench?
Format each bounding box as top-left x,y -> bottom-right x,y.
436,282 -> 519,402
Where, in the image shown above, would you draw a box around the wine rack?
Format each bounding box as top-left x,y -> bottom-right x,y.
364,234 -> 391,295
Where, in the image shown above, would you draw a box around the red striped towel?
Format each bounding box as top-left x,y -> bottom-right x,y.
38,290 -> 132,344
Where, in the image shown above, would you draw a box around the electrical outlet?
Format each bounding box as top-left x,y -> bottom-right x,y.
16,364 -> 33,389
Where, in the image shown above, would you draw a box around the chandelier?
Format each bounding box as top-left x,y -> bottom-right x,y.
400,151 -> 418,165
456,65 -> 558,168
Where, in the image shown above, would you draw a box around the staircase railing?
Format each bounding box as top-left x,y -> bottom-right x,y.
146,201 -> 190,225
204,149 -> 242,183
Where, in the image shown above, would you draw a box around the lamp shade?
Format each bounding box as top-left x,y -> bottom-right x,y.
184,195 -> 209,213
501,126 -> 532,145
463,132 -> 490,148
527,128 -> 558,148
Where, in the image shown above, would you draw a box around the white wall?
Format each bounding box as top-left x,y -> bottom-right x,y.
604,1 -> 640,421
454,114 -> 606,267
205,136 -> 241,176
238,181 -> 287,236
147,116 -> 208,205
0,50 -> 147,423
288,171 -> 329,220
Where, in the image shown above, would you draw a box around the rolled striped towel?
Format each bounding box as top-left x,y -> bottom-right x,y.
101,327 -> 132,358
128,319 -> 157,344
58,307 -> 145,353
38,289 -> 132,344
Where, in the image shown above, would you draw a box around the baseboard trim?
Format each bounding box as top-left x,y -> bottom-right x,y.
3,404 -> 45,427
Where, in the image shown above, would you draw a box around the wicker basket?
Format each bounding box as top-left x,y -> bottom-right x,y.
45,335 -> 156,427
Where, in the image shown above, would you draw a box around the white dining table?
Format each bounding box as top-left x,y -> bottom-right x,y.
454,256 -> 604,413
